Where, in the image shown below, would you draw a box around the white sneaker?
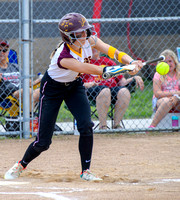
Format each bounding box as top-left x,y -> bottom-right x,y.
4,161 -> 25,180
80,169 -> 102,181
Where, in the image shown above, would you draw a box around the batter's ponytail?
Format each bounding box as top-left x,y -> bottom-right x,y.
50,42 -> 63,59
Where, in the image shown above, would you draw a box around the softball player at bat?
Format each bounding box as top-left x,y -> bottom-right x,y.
4,13 -> 143,181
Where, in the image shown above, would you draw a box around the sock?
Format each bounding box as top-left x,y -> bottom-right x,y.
20,142 -> 41,168
79,135 -> 93,172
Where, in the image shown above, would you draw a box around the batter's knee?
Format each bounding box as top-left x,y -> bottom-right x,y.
78,121 -> 94,136
33,143 -> 51,153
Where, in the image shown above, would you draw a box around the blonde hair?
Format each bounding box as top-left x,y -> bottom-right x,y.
159,49 -> 180,82
50,42 -> 63,59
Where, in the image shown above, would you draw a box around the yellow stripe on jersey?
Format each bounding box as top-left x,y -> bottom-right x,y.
67,44 -> 82,57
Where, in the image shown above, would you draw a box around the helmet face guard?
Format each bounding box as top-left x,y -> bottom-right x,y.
61,27 -> 97,44
58,13 -> 97,46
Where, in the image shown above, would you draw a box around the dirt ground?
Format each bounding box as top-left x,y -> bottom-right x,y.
0,133 -> 180,200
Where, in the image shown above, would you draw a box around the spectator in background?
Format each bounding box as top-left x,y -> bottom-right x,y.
82,49 -> 144,129
149,49 -> 180,128
0,39 -> 40,110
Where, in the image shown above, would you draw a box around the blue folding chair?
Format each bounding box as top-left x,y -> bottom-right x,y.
8,49 -> 18,64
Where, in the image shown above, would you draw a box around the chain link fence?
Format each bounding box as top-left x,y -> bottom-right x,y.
0,0 -> 179,137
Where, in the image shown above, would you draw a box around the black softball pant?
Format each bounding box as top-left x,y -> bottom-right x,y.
21,71 -> 94,172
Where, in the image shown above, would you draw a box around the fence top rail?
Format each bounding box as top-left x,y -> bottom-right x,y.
33,16 -> 180,24
0,16 -> 179,24
0,19 -> 19,23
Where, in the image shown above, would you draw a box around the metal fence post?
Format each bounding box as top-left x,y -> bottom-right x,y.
22,0 -> 30,138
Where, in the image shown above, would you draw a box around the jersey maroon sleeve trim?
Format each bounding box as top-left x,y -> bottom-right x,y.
57,43 -> 74,69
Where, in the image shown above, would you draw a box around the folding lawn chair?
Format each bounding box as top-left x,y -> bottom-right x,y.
0,95 -> 22,132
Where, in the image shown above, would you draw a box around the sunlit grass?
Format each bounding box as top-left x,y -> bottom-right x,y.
124,82 -> 153,119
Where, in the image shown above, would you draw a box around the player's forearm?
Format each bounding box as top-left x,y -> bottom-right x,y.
60,58 -> 103,75
106,44 -> 134,65
80,63 -> 103,75
96,40 -> 134,65
114,50 -> 133,64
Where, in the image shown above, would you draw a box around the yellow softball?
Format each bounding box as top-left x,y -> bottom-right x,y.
156,62 -> 169,75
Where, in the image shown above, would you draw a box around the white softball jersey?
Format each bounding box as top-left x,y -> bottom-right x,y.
47,40 -> 92,82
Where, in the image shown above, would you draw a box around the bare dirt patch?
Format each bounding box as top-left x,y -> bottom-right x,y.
0,133 -> 180,200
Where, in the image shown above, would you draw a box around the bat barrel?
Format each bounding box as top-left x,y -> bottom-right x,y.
144,56 -> 165,66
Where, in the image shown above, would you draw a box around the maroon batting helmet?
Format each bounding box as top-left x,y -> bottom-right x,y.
58,13 -> 94,44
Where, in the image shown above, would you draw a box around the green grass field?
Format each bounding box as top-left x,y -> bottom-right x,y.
124,81 -> 153,119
